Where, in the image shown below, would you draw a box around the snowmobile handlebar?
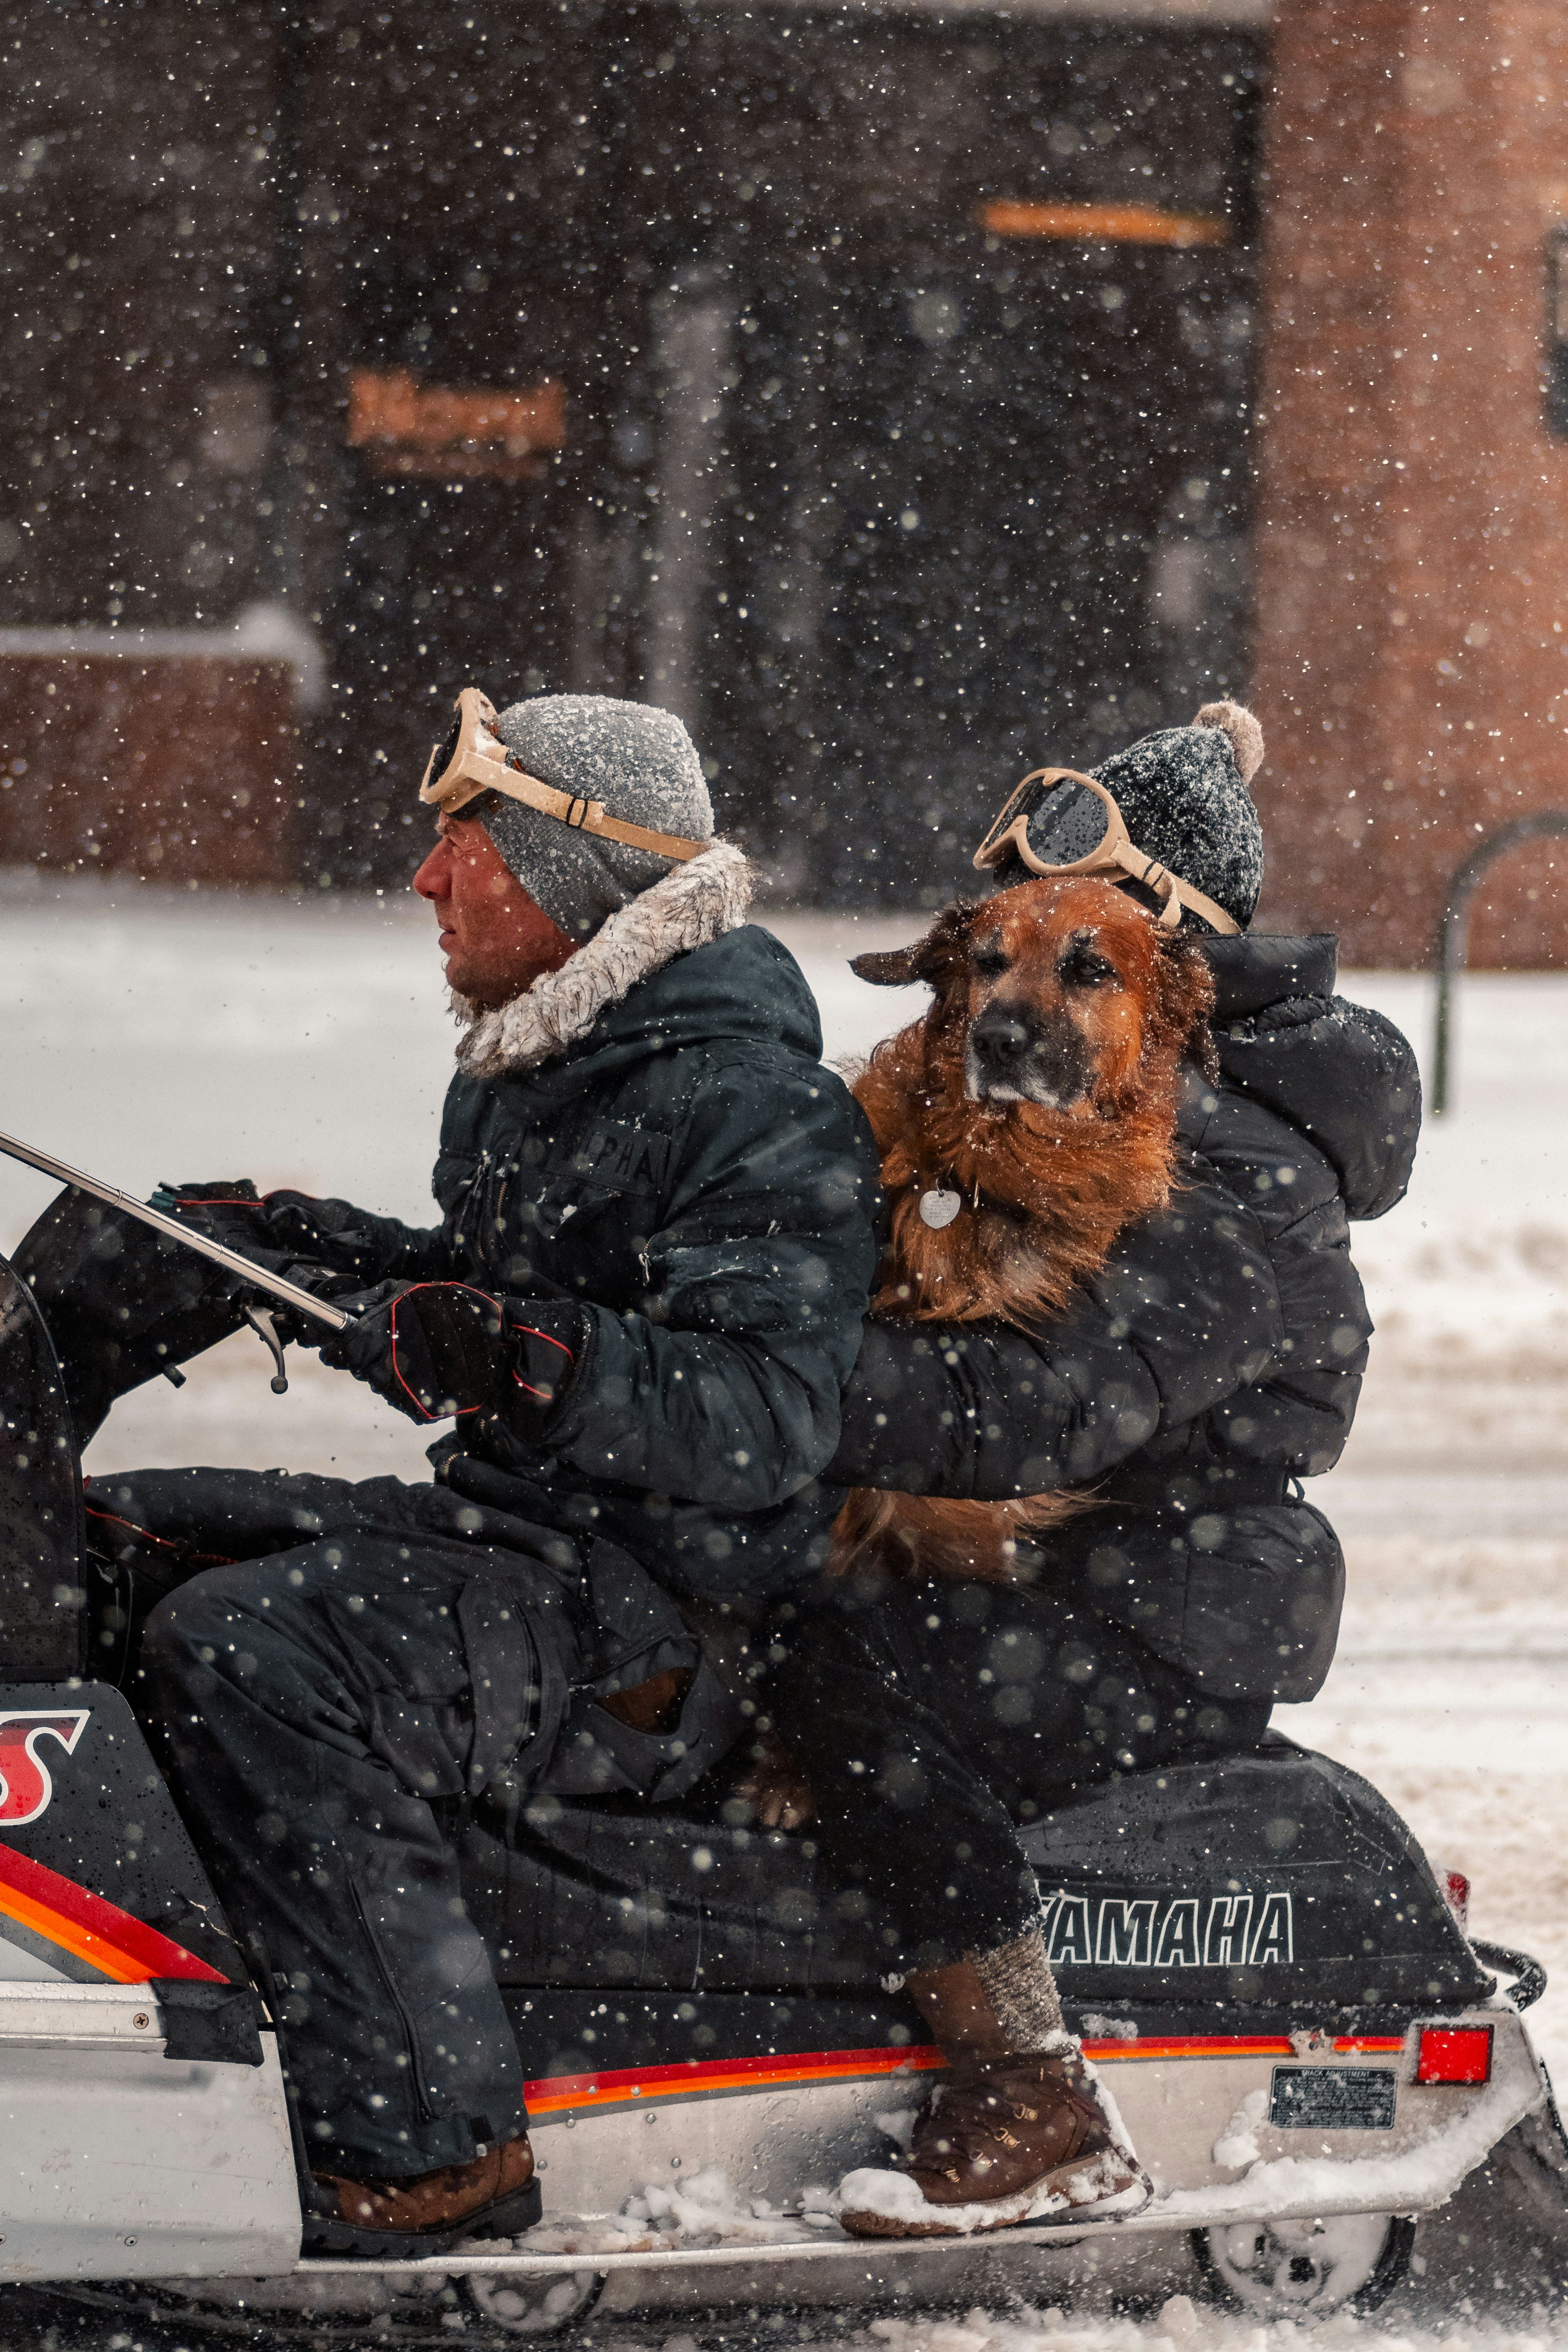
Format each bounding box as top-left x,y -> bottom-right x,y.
1470,1936 -> 1548,2010
0,1128 -> 352,1333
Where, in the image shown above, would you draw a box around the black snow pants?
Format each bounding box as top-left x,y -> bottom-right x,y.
87,1467 -> 727,2183
766,1567 -> 1270,1976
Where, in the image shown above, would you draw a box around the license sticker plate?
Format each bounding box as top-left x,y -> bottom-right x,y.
1270,2065 -> 1397,2130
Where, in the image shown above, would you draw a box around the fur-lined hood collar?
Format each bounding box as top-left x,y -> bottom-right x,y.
454,839 -> 758,1080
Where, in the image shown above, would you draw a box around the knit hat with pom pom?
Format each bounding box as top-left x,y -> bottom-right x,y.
1088,699 -> 1266,930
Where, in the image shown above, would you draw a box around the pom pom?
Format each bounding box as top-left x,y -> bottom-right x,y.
1195,699 -> 1264,786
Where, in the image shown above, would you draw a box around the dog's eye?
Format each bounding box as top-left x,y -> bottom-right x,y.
972,947 -> 1010,980
1059,941 -> 1117,990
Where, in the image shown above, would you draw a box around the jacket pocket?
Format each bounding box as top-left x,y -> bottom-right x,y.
455,1568 -> 578,1796
542,1657 -> 746,1802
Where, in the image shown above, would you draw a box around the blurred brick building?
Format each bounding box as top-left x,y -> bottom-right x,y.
2,0 -> 1566,962
1251,0 -> 1568,966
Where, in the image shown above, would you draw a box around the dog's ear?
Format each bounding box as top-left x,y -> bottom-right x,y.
851,946 -> 923,986
1154,927 -> 1220,1080
850,902 -> 973,989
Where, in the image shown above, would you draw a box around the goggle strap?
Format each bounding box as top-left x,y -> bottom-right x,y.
425,748 -> 707,863
1119,843 -> 1240,935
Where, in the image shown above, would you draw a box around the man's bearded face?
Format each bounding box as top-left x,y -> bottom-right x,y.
412,813 -> 576,1010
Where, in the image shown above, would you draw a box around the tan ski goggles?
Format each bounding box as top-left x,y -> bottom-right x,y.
973,767 -> 1239,934
419,688 -> 708,863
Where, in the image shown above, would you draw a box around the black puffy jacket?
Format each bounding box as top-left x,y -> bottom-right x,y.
827,934 -> 1419,1704
423,923 -> 882,1598
205,919 -> 882,1604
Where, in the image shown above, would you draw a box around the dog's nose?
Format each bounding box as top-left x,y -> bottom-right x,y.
972,1012 -> 1034,1068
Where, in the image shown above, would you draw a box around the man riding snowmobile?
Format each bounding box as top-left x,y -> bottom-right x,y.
759,702 -> 1422,2236
41,689 -> 883,2258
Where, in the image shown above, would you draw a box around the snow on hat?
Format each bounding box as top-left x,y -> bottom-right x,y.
1090,699 -> 1266,931
480,695 -> 715,942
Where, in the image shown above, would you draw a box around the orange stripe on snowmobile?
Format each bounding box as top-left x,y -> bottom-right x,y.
524,2044 -> 947,2115
0,1839 -> 227,1985
523,2033 -> 1406,2115
1081,2034 -> 1405,2062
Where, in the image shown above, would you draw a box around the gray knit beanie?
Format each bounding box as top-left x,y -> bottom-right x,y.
1090,700 -> 1265,929
479,695 -> 715,942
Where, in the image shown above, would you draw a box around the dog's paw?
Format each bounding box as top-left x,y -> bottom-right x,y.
738,1739 -> 817,1832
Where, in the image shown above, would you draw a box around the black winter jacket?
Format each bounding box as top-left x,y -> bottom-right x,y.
288,919 -> 881,1602
827,935 -> 1419,1705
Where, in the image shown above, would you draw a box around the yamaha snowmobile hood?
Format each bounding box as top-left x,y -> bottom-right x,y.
1197,931 -> 1420,1222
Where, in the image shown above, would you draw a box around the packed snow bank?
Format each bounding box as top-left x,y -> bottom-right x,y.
759,2308 -> 1568,2352
1298,968 -> 1568,1381
516,2167 -> 836,2257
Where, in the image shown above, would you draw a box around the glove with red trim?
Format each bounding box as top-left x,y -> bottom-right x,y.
150,1181 -> 415,1297
318,1279 -> 584,1427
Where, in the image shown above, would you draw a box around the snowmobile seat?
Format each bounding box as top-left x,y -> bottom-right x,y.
460,1733 -> 1494,2017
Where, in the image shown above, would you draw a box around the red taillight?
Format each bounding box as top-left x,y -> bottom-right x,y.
1440,1869 -> 1471,1929
1416,2025 -> 1493,2085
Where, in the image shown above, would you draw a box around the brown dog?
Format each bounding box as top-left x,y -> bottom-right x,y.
832,872 -> 1216,1585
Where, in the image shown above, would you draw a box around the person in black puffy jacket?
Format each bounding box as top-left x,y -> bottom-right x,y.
823,927 -> 1416,1705
25,692 -> 879,2259
763,702 -> 1422,2238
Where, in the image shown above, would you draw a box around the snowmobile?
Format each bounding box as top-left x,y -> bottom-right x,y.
0,1189 -> 1565,2342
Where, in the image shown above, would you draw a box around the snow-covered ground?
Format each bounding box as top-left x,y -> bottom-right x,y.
1,874 -> 1566,2345
617,2310 -> 1568,2352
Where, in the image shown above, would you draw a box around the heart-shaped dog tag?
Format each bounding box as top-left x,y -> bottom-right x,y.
919,1188 -> 962,1230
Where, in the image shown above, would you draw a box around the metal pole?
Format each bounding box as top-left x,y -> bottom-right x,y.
1431,883 -> 1467,1119
0,1130 -> 348,1330
1430,810 -> 1568,1115
644,267 -> 733,732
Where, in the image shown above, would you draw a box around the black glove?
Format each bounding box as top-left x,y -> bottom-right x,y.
318,1280 -> 584,1426
150,1181 -> 408,1298
148,1179 -> 272,1251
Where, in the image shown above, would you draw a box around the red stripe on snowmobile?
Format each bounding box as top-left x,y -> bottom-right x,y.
523,2032 -> 1407,2116
0,1839 -> 227,1985
524,2044 -> 948,2115
1080,2034 -> 1405,2061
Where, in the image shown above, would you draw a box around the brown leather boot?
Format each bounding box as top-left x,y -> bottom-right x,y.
305,2134 -> 541,2257
839,1950 -> 1148,2238
840,2045 -> 1148,2236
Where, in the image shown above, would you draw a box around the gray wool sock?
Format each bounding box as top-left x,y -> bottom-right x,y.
967,1927 -> 1074,2054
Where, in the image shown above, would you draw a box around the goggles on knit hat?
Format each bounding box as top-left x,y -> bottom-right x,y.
973,767 -> 1240,935
420,688 -> 708,864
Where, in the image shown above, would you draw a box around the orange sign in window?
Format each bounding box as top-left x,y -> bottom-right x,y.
347,369 -> 566,480
979,202 -> 1228,247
